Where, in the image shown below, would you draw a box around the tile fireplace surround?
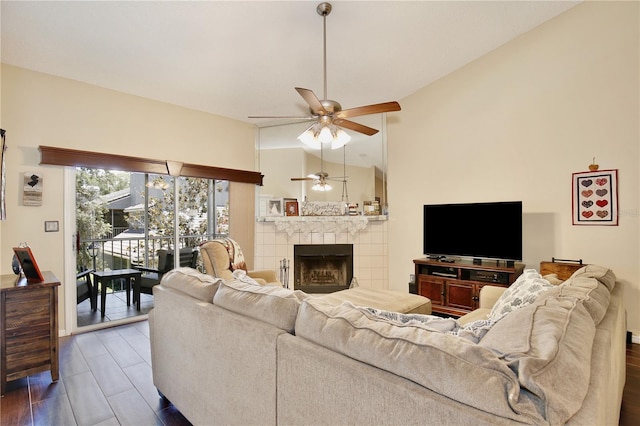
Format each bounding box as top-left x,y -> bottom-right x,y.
254,217 -> 389,290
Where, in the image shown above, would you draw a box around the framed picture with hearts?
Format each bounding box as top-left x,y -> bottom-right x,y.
572,169 -> 618,226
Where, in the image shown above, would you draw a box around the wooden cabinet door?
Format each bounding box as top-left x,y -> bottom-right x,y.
418,276 -> 445,306
446,282 -> 475,311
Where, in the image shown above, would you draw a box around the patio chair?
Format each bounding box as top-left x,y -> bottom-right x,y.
133,247 -> 199,309
77,268 -> 97,311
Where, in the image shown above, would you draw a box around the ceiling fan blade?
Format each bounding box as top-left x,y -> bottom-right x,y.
334,119 -> 379,136
295,87 -> 326,115
291,177 -> 315,181
335,101 -> 401,119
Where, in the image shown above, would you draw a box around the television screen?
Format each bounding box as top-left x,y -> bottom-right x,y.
423,201 -> 522,261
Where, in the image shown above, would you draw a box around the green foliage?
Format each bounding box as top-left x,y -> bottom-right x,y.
75,168 -> 129,269
130,176 -> 213,249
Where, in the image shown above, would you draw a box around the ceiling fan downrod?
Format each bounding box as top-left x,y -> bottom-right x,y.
317,2 -> 332,101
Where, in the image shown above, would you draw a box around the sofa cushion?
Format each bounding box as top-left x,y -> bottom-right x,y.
479,292 -> 596,424
489,269 -> 553,320
570,264 -> 616,291
295,297 -> 543,423
551,265 -> 615,325
159,267 -> 222,302
213,279 -> 308,333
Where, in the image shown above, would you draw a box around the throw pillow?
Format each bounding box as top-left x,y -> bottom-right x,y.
488,269 -> 553,321
232,269 -> 261,286
359,304 -> 496,343
358,304 -> 459,333
453,318 -> 499,343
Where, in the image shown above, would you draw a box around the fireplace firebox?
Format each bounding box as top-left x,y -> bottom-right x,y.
294,244 -> 353,294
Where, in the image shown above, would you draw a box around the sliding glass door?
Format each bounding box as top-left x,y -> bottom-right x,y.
73,167 -> 228,329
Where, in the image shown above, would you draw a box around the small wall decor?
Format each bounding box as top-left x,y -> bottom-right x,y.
23,172 -> 43,206
267,198 -> 284,216
44,220 -> 59,232
572,168 -> 618,226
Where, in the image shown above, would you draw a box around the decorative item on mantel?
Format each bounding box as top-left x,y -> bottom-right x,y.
363,200 -> 380,216
273,216 -> 369,236
267,199 -> 284,216
301,201 -> 346,216
284,199 -> 299,216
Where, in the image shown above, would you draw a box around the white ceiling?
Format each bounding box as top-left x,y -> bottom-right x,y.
2,1 -> 580,126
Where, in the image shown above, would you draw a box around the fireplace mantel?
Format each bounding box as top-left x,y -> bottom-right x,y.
256,215 -> 387,236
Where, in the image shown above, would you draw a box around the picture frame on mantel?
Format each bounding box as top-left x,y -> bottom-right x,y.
572,169 -> 618,226
285,199 -> 299,216
267,199 -> 284,216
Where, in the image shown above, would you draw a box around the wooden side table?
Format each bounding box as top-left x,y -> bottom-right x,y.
1,271 -> 60,396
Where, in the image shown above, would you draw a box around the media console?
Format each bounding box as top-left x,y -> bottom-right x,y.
413,258 -> 524,317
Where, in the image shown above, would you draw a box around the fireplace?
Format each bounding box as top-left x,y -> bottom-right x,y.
294,244 -> 353,294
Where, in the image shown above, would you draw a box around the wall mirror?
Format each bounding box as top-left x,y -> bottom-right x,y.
256,114 -> 387,217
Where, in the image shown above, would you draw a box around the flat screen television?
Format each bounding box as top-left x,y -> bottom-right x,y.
423,201 -> 522,262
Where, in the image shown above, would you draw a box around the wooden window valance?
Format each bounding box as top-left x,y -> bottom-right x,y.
39,146 -> 263,185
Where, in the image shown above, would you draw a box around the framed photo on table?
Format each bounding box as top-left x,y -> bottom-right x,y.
12,246 -> 45,282
572,169 -> 618,226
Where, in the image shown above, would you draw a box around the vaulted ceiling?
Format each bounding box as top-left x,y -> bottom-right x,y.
1,1 -> 580,126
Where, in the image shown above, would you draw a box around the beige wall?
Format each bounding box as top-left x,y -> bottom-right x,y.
388,2 -> 640,335
0,65 -> 256,332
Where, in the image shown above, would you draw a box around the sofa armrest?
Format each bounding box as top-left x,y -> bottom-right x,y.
457,286 -> 506,326
479,285 -> 507,309
248,270 -> 282,287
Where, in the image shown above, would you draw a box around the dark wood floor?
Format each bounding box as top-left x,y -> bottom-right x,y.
620,340 -> 640,424
2,322 -> 639,425
1,320 -> 191,426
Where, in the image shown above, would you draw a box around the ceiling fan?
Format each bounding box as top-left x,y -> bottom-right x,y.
249,2 -> 401,149
290,144 -> 346,192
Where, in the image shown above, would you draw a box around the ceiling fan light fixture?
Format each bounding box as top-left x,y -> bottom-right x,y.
297,127 -> 322,149
317,125 -> 333,143
312,181 -> 332,192
331,128 -> 351,149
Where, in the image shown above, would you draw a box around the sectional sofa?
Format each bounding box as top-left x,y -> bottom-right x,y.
148,265 -> 625,425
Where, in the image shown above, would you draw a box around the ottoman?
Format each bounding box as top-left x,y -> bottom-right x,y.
318,287 -> 432,315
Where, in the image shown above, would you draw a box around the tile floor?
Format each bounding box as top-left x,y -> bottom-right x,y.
77,289 -> 155,327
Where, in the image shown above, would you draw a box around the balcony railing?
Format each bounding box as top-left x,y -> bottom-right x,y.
80,232 -> 224,272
